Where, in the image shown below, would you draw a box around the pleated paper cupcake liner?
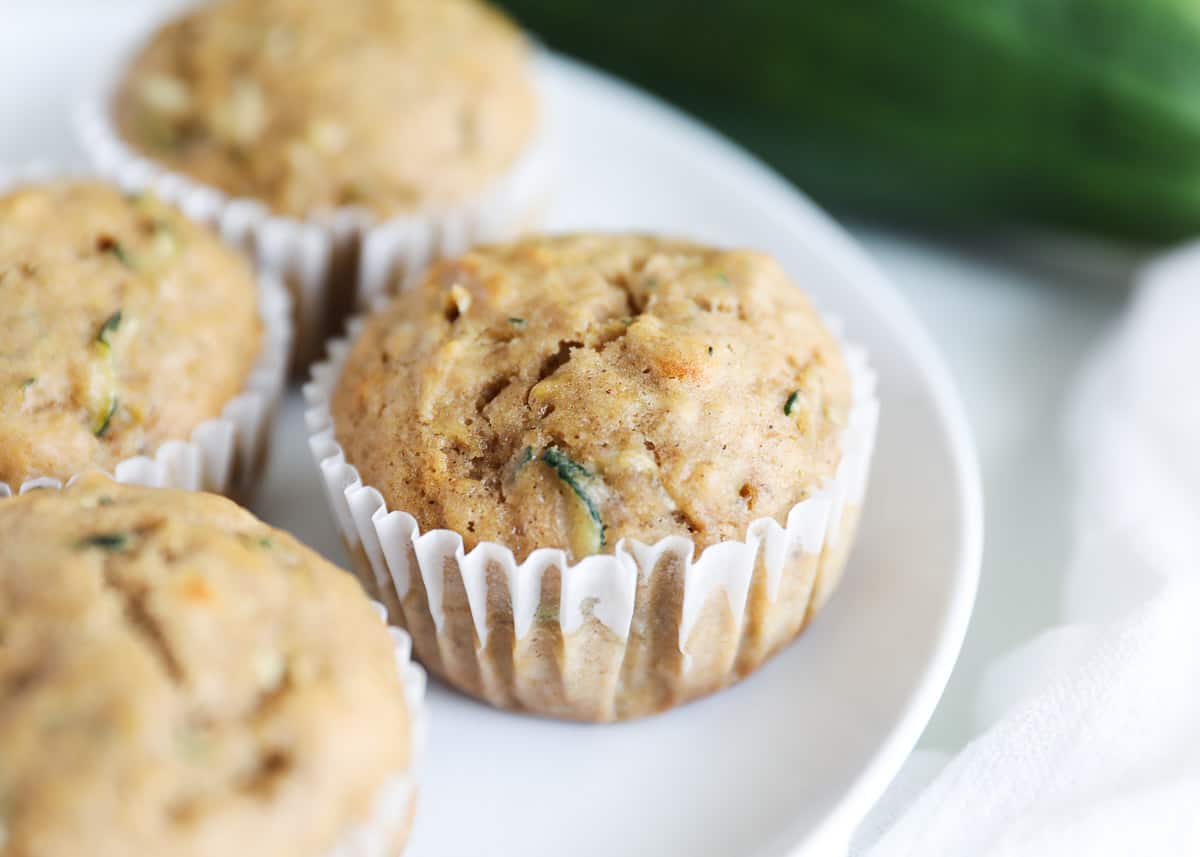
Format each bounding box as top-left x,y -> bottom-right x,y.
304,315 -> 878,722
323,601 -> 427,857
0,163 -> 292,502
76,63 -> 556,368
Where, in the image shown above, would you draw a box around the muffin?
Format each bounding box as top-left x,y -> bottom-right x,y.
0,177 -> 289,498
0,475 -> 423,857
306,234 -> 879,721
79,0 -> 552,363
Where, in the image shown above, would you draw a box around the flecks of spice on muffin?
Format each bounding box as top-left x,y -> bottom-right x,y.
332,233 -> 851,562
0,180 -> 261,485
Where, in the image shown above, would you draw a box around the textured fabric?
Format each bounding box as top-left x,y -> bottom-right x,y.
855,248 -> 1200,855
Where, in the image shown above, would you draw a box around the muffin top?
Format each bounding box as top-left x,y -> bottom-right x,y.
332,234 -> 851,561
115,0 -> 537,218
0,179 -> 261,487
0,475 -> 410,857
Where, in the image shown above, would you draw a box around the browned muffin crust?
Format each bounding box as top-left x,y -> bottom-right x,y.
0,180 -> 262,486
332,234 -> 850,561
115,0 -> 537,218
0,475 -> 409,857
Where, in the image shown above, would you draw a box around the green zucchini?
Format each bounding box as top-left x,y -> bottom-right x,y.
90,310 -> 122,437
97,311 -> 122,347
541,446 -> 606,557
500,0 -> 1200,242
76,532 -> 129,551
92,395 -> 119,438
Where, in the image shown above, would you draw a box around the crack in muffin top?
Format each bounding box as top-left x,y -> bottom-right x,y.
115,0 -> 537,218
332,233 -> 851,562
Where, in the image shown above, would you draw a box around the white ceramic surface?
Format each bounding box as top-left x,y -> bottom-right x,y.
260,54 -> 982,857
1,5 -> 982,854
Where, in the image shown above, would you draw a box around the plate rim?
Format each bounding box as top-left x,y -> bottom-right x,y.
535,52 -> 984,854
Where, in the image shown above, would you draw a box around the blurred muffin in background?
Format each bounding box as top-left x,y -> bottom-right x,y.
0,177 -> 287,497
84,0 -> 551,363
114,0 -> 537,220
0,475 -> 422,857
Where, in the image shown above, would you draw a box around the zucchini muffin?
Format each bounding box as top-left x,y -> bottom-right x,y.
0,475 -> 418,857
113,0 -> 537,219
335,235 -> 850,559
315,234 -> 877,721
0,179 -> 261,489
92,0 -> 545,364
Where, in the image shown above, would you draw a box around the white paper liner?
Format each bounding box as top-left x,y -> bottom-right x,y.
323,601 -> 427,857
75,48 -> 557,364
303,308 -> 879,719
0,163 -> 292,501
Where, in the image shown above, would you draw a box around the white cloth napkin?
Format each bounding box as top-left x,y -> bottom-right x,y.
852,247 -> 1200,855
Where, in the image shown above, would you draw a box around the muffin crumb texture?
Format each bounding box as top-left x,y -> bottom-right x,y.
333,234 -> 851,561
115,0 -> 536,217
0,476 -> 409,857
0,180 -> 261,486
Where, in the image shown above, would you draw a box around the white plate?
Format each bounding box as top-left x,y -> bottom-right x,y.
0,3 -> 981,846
252,54 -> 983,857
